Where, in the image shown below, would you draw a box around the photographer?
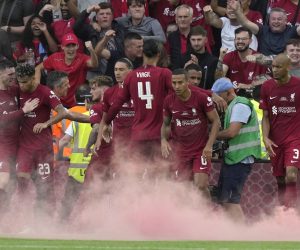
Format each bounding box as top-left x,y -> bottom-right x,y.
211,77 -> 261,223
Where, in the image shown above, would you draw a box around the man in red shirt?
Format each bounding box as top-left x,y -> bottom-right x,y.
35,33 -> 98,108
216,27 -> 269,95
15,64 -> 66,216
260,53 -> 300,208
0,60 -> 39,215
161,68 -> 220,198
102,39 -> 173,177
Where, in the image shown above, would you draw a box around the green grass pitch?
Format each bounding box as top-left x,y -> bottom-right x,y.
0,239 -> 300,250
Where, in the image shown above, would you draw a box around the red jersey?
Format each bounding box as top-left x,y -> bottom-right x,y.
259,76 -> 300,145
51,18 -> 85,53
105,65 -> 172,141
164,87 -> 214,157
223,50 -> 268,85
102,84 -> 134,141
19,85 -> 61,150
43,52 -> 90,108
149,0 -> 177,31
272,0 -> 300,25
0,85 -> 22,145
89,103 -> 111,150
246,10 -> 263,25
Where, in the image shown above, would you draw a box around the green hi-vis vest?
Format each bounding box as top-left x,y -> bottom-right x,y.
224,96 -> 261,165
68,112 -> 92,183
250,99 -> 269,160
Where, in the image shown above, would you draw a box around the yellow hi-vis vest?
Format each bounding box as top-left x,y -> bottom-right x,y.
68,112 -> 92,183
251,99 -> 269,160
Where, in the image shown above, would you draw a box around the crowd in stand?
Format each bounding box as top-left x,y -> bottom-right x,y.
1,0 -> 300,225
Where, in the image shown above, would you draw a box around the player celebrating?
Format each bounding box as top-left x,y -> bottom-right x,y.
15,64 -> 66,216
161,69 -> 220,198
260,54 -> 300,209
101,39 -> 173,177
0,59 -> 39,215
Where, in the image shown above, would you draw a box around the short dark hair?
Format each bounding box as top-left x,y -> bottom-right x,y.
234,27 -> 252,38
189,25 -> 207,37
15,64 -> 35,78
89,75 -> 113,87
172,68 -> 188,79
0,58 -> 14,72
46,71 -> 68,90
116,58 -> 134,69
127,0 -> 145,8
124,32 -> 143,43
143,39 -> 162,58
286,38 -> 300,47
98,2 -> 113,13
184,63 -> 202,72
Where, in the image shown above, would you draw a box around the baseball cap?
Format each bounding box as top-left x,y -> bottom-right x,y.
61,33 -> 79,46
211,77 -> 234,94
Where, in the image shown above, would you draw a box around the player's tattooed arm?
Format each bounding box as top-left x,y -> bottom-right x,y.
33,104 -> 67,133
161,115 -> 172,158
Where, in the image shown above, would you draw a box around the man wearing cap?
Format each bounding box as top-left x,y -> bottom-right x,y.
35,33 -> 98,108
212,77 -> 261,223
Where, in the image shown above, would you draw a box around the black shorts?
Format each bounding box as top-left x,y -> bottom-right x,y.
217,162 -> 252,204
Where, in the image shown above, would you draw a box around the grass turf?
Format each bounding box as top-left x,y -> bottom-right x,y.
0,239 -> 300,250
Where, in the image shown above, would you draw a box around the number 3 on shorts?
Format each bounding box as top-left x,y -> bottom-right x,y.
138,81 -> 153,109
293,149 -> 299,159
38,163 -> 51,176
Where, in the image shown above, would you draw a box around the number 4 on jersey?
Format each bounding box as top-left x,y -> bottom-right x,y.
138,81 -> 154,109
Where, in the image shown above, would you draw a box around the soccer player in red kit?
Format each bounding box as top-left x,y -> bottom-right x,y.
15,64 -> 66,216
102,39 -> 173,173
260,54 -> 300,208
85,76 -> 114,183
0,60 -> 39,214
161,68 -> 220,198
94,58 -> 134,153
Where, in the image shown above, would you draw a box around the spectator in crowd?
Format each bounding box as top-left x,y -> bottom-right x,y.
73,2 -> 124,77
49,0 -> 85,52
185,63 -> 202,86
15,64 -> 65,217
100,39 -> 172,177
111,0 -> 149,18
64,0 -> 104,19
285,38 -> 300,77
212,77 -> 261,222
203,3 -> 260,52
215,27 -> 269,93
35,33 -> 98,108
0,31 -> 14,63
0,0 -> 34,47
0,59 -> 39,215
228,0 -> 300,56
116,0 -> 166,43
168,4 -> 193,70
15,14 -> 58,65
36,0 -> 62,24
260,54 -> 300,209
161,68 -> 220,198
271,0 -> 300,25
183,25 -> 218,89
95,32 -> 143,80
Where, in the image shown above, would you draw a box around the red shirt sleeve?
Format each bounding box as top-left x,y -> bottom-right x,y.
163,95 -> 172,118
259,82 -> 269,110
90,103 -> 103,124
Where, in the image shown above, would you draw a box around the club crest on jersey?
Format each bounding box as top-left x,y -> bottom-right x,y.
49,91 -> 58,99
192,108 -> 197,116
290,93 -> 295,102
248,71 -> 254,80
